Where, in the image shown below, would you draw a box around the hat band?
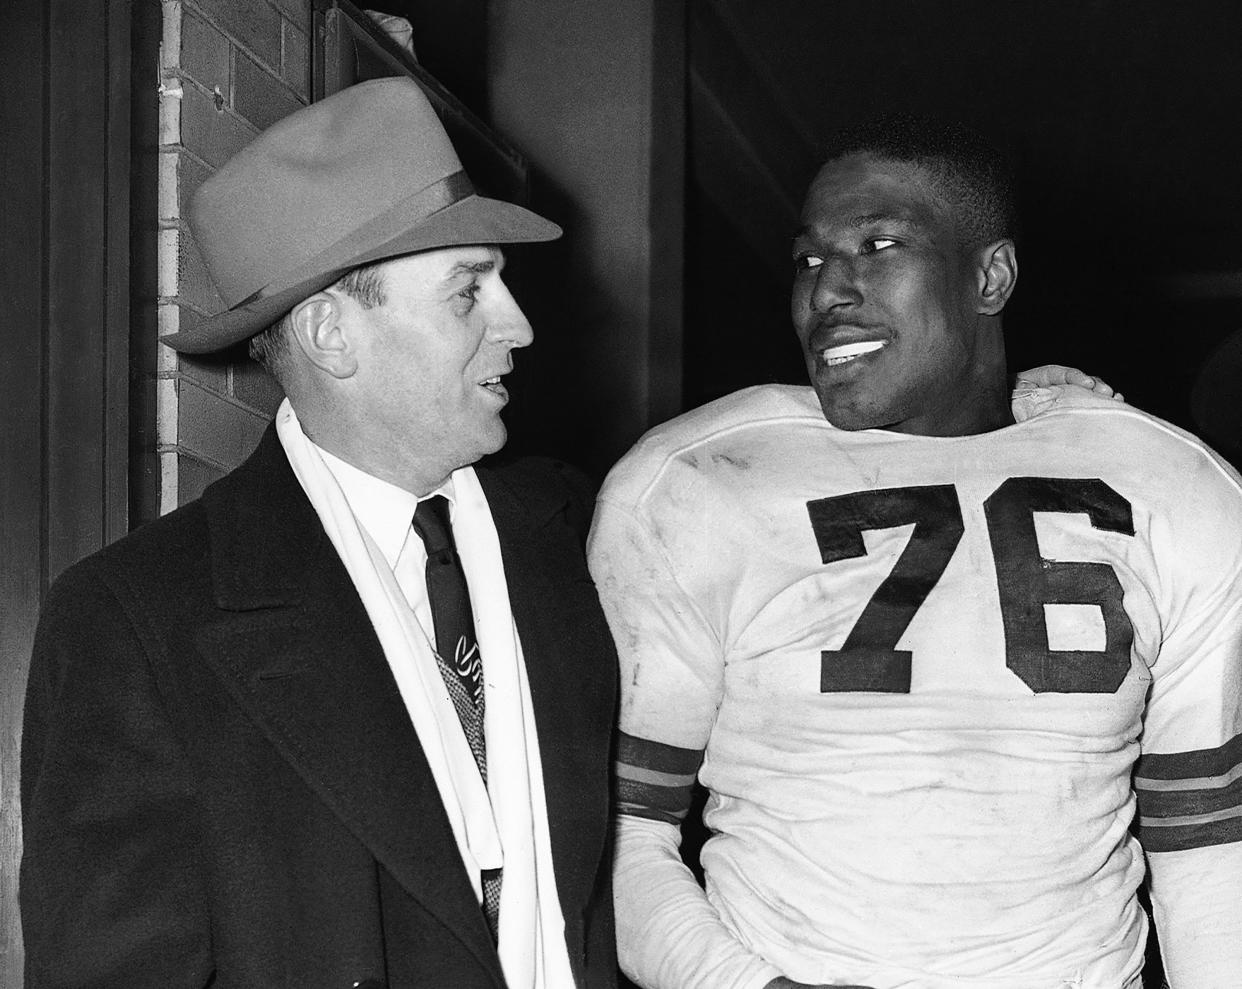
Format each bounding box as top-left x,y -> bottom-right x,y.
233,169 -> 476,308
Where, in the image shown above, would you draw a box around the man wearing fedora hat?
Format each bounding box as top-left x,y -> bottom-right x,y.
20,77 -> 617,989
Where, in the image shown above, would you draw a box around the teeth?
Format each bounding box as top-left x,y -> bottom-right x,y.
822,340 -> 885,366
482,377 -> 500,386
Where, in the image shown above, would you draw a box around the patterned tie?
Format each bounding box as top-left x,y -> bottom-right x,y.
410,495 -> 502,942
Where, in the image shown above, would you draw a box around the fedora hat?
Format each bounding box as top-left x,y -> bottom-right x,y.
163,77 -> 561,354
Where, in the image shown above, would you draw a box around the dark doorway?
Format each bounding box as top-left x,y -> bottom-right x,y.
685,0 -> 1242,469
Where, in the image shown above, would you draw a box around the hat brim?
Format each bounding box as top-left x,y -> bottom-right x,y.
162,194 -> 561,354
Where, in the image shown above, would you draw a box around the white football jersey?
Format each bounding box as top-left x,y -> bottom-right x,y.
590,384 -> 1242,989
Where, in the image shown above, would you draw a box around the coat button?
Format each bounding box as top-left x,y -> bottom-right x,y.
352,981 -> 386,989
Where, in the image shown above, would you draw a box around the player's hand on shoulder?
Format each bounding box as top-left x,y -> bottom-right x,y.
1014,364 -> 1124,402
1011,364 -> 1128,422
763,978 -> 875,989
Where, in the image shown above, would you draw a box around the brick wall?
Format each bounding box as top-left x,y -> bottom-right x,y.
156,0 -> 311,510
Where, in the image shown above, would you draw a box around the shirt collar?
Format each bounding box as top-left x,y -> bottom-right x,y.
312,442 -> 454,570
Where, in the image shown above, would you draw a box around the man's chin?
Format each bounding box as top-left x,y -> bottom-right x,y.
478,422 -> 509,457
816,394 -> 888,432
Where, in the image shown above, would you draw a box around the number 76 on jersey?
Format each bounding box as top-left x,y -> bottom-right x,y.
808,477 -> 1134,696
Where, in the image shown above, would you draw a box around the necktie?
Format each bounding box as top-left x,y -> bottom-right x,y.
410,495 -> 502,941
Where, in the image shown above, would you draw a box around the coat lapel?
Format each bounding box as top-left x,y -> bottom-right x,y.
478,466 -> 617,928
197,428 -> 502,980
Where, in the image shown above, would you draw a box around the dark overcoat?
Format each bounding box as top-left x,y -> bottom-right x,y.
20,428 -> 618,989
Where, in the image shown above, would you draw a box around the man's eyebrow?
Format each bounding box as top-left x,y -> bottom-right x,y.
848,212 -> 920,229
446,259 -> 496,278
793,213 -> 922,242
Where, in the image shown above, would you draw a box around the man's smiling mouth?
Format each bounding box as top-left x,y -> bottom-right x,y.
821,340 -> 887,366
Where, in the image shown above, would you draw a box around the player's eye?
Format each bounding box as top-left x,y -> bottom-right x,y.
794,253 -> 824,272
862,237 -> 898,254
457,282 -> 482,309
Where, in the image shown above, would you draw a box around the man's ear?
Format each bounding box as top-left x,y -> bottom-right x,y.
975,239 -> 1018,316
288,291 -> 358,379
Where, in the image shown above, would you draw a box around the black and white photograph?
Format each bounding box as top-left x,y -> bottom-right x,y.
3,2 -> 1240,987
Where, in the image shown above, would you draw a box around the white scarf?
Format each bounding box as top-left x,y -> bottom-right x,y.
276,400 -> 574,988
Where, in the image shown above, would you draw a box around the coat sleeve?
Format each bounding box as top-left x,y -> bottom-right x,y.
20,561 -> 214,988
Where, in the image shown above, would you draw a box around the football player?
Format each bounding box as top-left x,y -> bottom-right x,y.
589,116 -> 1242,989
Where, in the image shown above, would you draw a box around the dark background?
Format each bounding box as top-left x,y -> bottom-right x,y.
399,0 -> 1242,468
680,0 -> 1242,463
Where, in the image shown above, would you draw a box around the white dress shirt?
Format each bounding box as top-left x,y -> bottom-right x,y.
313,443 -> 453,641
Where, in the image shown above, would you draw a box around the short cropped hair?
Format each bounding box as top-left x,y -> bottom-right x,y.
248,260 -> 389,373
823,113 -> 1019,248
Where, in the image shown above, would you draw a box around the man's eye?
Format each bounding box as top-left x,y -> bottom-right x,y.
794,254 -> 824,271
862,238 -> 897,254
458,283 -> 482,304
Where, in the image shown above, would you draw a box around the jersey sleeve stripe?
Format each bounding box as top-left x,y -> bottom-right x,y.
1138,806 -> 1242,853
614,731 -> 704,826
1134,731 -> 1242,781
615,781 -> 695,824
616,762 -> 698,788
1134,773 -> 1242,818
616,731 -> 704,775
1132,761 -> 1242,792
1133,734 -> 1242,850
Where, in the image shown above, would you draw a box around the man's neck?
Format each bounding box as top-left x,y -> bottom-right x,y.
288,398 -> 453,497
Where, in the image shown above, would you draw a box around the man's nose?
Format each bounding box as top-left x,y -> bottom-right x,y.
490,279 -> 534,348
810,255 -> 862,311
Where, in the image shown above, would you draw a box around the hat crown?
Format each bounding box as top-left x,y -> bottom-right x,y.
190,78 -> 464,306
